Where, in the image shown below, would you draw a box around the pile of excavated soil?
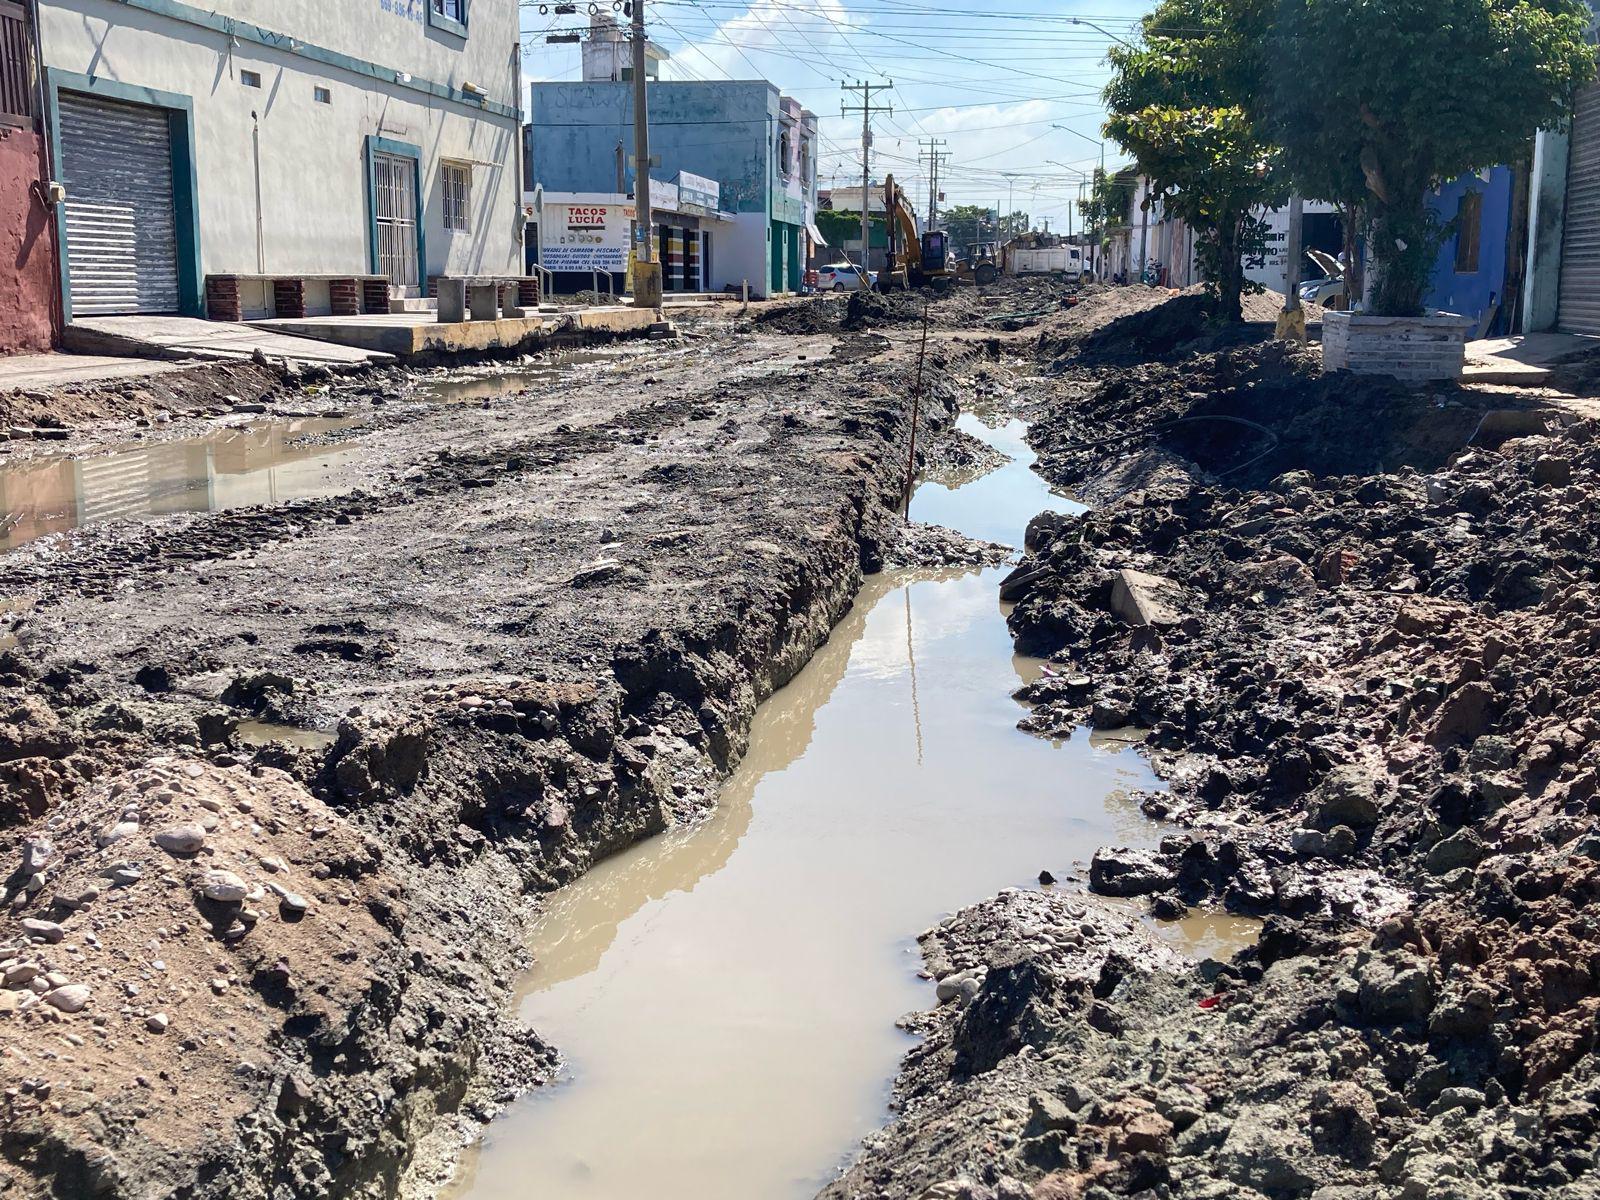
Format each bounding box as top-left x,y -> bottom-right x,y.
1026,339 -> 1519,492
1031,286 -> 1325,368
752,296 -> 849,335
828,290 -> 1600,1199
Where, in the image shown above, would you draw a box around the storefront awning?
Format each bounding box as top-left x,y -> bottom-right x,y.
806,220 -> 828,247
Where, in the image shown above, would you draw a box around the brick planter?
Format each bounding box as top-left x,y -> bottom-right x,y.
1321,311 -> 1475,382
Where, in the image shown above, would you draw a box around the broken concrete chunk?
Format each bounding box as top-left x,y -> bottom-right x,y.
1109,568 -> 1184,627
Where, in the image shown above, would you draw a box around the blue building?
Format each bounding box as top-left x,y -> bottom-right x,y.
1426,167 -> 1516,333
526,31 -> 817,297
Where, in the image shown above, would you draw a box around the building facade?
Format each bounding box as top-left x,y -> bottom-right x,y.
527,65 -> 818,297
35,0 -> 524,321
0,1 -> 61,354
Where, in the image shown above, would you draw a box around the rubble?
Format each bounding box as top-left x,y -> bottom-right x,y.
825,287 -> 1600,1199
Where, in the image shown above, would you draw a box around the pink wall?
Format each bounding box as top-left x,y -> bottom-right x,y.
0,127 -> 58,355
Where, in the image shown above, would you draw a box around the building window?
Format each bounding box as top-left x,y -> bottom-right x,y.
314,85 -> 332,105
778,130 -> 791,177
799,139 -> 810,186
428,0 -> 468,36
0,0 -> 34,127
241,69 -> 262,88
1454,190 -> 1482,274
442,162 -> 472,232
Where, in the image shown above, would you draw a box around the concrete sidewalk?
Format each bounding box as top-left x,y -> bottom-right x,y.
64,315 -> 395,367
0,352 -> 195,392
1462,331 -> 1600,386
256,304 -> 664,359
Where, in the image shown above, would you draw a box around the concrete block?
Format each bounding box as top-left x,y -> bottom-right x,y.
437,278 -> 467,323
468,282 -> 500,321
1109,568 -> 1185,627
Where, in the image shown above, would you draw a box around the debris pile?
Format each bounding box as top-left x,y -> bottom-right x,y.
827,287 -> 1600,1199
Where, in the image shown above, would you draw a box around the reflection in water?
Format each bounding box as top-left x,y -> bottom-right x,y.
910,414 -> 1084,546
0,418 -> 355,552
446,411 -> 1220,1200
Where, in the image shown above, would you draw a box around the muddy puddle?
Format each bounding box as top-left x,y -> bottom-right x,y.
234,719 -> 338,750
446,412 -> 1259,1200
0,417 -> 356,553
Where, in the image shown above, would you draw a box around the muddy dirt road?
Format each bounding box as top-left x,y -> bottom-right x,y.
9,279 -> 1599,1200
0,307 -> 978,1198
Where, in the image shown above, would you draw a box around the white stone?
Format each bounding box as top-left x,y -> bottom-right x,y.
154,824 -> 207,854
43,984 -> 90,1013
198,870 -> 249,904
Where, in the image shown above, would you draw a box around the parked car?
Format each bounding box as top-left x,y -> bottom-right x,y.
1300,248 -> 1348,308
816,263 -> 876,291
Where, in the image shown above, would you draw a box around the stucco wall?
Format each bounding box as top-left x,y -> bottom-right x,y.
1426,167 -> 1513,326
0,129 -> 59,353
39,0 -> 522,294
529,80 -> 778,215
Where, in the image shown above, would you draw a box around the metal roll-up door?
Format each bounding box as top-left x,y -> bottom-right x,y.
1559,84 -> 1600,333
57,92 -> 181,315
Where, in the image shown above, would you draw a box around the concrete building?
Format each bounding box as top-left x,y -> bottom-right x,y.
35,0 -> 524,322
1426,167 -> 1516,333
527,27 -> 818,297
0,1 -> 61,354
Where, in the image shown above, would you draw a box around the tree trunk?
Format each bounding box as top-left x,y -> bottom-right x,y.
1215,213 -> 1245,322
1370,191 -> 1436,317
1340,204 -> 1363,311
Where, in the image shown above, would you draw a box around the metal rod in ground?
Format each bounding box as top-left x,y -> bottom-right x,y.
903,299 -> 931,517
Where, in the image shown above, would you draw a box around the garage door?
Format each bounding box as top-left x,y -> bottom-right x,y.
1559,84 -> 1600,333
57,92 -> 181,315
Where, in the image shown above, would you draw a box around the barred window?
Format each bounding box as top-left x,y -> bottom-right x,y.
442,162 -> 472,232
0,0 -> 32,127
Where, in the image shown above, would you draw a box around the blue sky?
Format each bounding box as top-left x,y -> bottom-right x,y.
519,0 -> 1148,229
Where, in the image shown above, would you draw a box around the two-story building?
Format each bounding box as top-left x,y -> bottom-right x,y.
34,0 -> 524,322
526,19 -> 818,298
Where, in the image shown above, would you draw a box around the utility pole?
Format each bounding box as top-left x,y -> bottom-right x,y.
630,0 -> 660,309
1276,193 -> 1306,342
918,137 -> 948,232
843,80 -> 892,289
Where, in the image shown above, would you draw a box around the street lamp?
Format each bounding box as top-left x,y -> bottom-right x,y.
1069,15 -> 1137,49
1051,124 -> 1106,177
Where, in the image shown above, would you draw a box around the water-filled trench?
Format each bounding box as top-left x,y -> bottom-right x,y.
445,413 -> 1257,1200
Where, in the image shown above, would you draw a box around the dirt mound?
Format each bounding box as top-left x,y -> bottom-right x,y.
753,297 -> 845,335
1028,340 -> 1519,490
843,288 -> 932,331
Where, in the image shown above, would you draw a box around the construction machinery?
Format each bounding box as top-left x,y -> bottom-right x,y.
955,241 -> 1000,285
878,174 -> 954,290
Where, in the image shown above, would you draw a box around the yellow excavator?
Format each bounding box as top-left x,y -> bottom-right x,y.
877,174 -> 954,291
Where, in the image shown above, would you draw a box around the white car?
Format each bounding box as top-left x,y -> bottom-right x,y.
816,263 -> 876,291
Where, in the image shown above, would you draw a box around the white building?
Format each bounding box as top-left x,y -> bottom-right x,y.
37,0 -> 524,321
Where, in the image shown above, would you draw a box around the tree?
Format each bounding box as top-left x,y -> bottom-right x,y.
1001,210 -> 1031,239
816,208 -> 883,258
1268,0 -> 1595,316
944,204 -> 997,248
1078,167 -> 1138,242
1104,0 -> 1283,321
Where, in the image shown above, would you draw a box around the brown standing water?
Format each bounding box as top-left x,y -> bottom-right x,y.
0,417 -> 356,553
445,414 -> 1259,1200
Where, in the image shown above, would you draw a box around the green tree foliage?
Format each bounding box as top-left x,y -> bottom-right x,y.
1104,0 -> 1284,320
1267,0 -> 1595,316
816,208 -> 884,254
1001,210 -> 1032,239
1078,167 -> 1139,243
943,204 -> 998,248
